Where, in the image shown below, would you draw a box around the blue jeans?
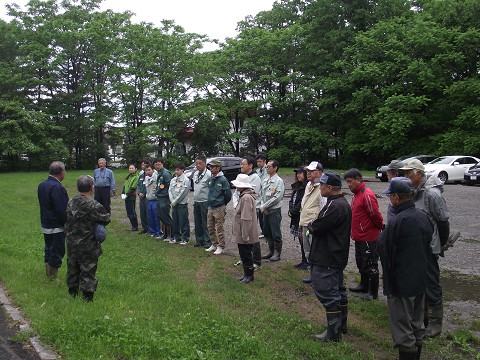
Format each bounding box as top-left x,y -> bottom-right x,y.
147,200 -> 160,237
44,232 -> 65,268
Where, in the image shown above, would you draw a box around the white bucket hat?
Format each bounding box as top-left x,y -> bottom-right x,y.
231,174 -> 254,189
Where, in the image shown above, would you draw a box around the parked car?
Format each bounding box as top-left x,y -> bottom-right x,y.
424,155 -> 480,183
184,156 -> 242,190
464,161 -> 480,186
375,155 -> 437,182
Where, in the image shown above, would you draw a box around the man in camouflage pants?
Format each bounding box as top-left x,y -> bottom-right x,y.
65,175 -> 111,302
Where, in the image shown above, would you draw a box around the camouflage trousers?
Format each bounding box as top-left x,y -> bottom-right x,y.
67,253 -> 98,293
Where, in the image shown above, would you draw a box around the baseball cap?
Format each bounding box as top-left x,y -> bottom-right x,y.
387,160 -> 405,170
305,161 -> 323,171
319,170 -> 342,187
382,177 -> 414,195
399,159 -> 425,171
208,159 -> 222,167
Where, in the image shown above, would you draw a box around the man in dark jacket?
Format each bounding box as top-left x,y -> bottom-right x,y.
378,177 -> 433,360
65,175 -> 111,302
38,161 -> 69,279
308,171 -> 352,342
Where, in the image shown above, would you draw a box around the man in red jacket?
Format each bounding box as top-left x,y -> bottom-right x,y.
344,168 -> 384,300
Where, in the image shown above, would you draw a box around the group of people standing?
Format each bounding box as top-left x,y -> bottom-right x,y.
37,154 -> 453,359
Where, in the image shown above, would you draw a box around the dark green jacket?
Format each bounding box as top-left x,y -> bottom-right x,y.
207,171 -> 232,209
156,168 -> 172,199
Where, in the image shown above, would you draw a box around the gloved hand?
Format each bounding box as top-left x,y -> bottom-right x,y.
259,205 -> 265,213
288,211 -> 292,218
121,194 -> 127,200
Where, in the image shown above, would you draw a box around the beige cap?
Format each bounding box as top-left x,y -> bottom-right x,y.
399,159 -> 425,171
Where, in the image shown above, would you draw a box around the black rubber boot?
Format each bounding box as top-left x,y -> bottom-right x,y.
425,303 -> 443,338
314,310 -> 342,342
82,291 -> 94,302
68,287 -> 79,298
349,273 -> 368,293
269,241 -> 282,261
361,274 -> 379,300
240,266 -> 254,284
340,304 -> 348,334
398,346 -> 417,360
262,239 -> 274,259
415,341 -> 422,360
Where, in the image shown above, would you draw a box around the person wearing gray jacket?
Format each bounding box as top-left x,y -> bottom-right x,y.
259,159 -> 285,261
168,163 -> 190,244
401,159 -> 450,338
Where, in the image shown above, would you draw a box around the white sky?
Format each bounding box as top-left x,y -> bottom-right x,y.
0,0 -> 275,42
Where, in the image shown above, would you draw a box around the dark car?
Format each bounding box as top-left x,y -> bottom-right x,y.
464,161 -> 480,186
184,156 -> 242,190
375,155 -> 437,182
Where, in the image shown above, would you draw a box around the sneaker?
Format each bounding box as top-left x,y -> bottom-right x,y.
169,239 -> 178,244
234,260 -> 243,266
303,277 -> 312,284
179,241 -> 188,245
259,234 -> 265,239
138,229 -> 148,235
253,264 -> 261,271
155,235 -> 163,240
205,245 -> 217,252
163,238 -> 171,242
213,247 -> 224,255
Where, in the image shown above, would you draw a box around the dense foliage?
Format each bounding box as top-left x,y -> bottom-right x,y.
1,0 -> 478,170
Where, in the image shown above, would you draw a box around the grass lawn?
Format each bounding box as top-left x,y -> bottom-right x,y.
0,170 -> 472,359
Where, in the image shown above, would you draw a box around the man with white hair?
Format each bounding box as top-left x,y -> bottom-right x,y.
401,159 -> 450,338
93,158 -> 116,214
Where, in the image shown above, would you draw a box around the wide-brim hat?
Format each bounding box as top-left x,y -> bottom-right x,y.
231,174 -> 254,189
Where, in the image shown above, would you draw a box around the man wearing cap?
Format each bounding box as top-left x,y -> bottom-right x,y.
344,168 -> 383,301
205,159 -> 232,255
385,160 -> 405,223
378,177 -> 433,359
401,159 -> 450,338
259,159 -> 285,261
232,155 -> 262,268
231,174 -> 259,284
308,171 -> 351,342
299,161 -> 327,282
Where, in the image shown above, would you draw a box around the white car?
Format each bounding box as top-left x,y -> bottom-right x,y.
424,155 -> 480,183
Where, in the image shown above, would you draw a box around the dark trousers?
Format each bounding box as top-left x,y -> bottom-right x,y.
43,232 -> 65,268
354,241 -> 379,276
425,253 -> 442,306
311,265 -> 347,311
157,198 -> 173,227
139,197 -> 147,230
257,209 -> 264,232
94,186 -> 111,213
172,203 -> 190,242
125,196 -> 137,221
194,201 -> 210,245
262,208 -> 282,243
238,244 -> 254,268
387,294 -> 425,348
252,242 -> 262,266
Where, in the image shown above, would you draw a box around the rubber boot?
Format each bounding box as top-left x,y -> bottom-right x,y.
48,266 -> 59,280
82,291 -> 94,302
340,304 -> 348,334
361,274 -> 379,300
398,346 -> 417,360
269,241 -> 282,261
425,303 -> 443,338
415,341 -> 422,360
68,287 -> 79,298
349,273 -> 368,293
45,262 -> 50,277
262,239 -> 274,259
314,310 -> 342,342
240,265 -> 254,284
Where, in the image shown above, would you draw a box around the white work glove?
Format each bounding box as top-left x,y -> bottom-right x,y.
121,194 -> 127,200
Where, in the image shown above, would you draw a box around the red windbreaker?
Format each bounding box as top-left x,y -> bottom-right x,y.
350,182 -> 383,242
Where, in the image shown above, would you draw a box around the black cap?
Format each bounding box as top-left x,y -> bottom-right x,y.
319,171 -> 342,187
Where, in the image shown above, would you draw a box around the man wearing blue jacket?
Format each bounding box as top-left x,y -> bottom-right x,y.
38,161 -> 69,279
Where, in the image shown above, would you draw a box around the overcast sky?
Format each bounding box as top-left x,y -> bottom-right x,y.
0,0 -> 275,42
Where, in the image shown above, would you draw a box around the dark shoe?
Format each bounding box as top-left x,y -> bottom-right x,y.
360,274 -> 379,301
82,291 -> 94,302
240,276 -> 254,284
314,310 -> 342,342
349,273 -> 368,293
262,253 -> 273,260
303,277 -> 312,284
138,228 -> 148,235
129,227 -> 138,231
294,262 -> 309,269
68,287 -> 78,298
398,347 -> 417,360
194,243 -> 205,247
47,266 -> 59,280
203,242 -> 212,249
340,305 -> 348,334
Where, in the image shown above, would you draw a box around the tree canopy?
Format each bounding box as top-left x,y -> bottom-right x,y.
1,0 -> 478,171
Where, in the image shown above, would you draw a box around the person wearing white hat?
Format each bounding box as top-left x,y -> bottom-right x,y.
231,174 -> 259,283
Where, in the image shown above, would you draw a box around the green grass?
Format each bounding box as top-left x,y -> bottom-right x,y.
0,170 -> 474,359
